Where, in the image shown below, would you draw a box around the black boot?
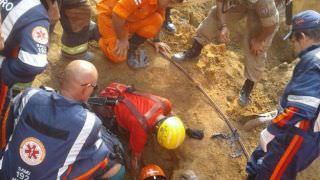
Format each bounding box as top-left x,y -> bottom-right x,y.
127,34 -> 148,69
163,8 -> 176,34
238,79 -> 255,106
172,40 -> 203,61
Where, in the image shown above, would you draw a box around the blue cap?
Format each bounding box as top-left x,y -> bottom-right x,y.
284,10 -> 320,40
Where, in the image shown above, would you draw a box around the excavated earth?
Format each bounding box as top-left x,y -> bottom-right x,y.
33,0 -> 320,179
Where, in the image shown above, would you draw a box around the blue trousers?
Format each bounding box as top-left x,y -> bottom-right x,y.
246,128 -> 320,180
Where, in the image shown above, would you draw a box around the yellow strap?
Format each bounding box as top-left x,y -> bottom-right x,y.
61,43 -> 88,55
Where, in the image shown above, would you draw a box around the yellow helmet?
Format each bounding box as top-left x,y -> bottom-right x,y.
156,116 -> 185,149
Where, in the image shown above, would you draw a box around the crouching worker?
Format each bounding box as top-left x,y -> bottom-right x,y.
90,83 -> 186,178
246,10 -> 320,180
96,0 -> 182,69
0,60 -> 125,179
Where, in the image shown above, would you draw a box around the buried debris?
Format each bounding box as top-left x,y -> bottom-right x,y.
211,132 -> 243,158
242,110 -> 278,130
186,128 -> 204,140
180,170 -> 199,180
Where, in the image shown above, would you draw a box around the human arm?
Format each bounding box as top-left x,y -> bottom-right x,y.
112,13 -> 129,57
112,0 -> 139,57
270,67 -> 320,129
128,124 -> 147,179
216,0 -> 230,44
0,20 -> 49,87
68,113 -> 125,179
46,0 -> 60,26
250,0 -> 279,56
130,152 -> 142,179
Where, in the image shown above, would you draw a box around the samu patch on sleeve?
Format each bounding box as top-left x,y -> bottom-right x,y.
31,26 -> 49,45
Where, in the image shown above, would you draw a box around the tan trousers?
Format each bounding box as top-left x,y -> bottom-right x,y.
194,6 -> 280,82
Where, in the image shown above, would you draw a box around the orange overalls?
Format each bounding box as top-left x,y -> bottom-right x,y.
96,0 -> 165,63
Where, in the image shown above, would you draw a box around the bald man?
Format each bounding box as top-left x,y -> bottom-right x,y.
0,60 -> 125,179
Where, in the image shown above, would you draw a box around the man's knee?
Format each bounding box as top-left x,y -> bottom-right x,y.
99,38 -> 127,63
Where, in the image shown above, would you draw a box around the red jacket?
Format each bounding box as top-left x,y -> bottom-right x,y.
113,92 -> 171,155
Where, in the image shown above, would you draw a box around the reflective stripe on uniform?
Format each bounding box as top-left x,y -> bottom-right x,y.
57,111 -> 96,179
314,113 -> 320,133
61,43 -> 88,55
13,89 -> 40,128
0,55 -> 5,68
0,89 -> 40,169
18,50 -> 48,67
2,0 -> 41,43
287,95 -> 320,109
315,51 -> 320,59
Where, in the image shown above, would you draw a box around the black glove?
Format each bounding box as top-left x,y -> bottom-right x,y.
186,128 -> 204,140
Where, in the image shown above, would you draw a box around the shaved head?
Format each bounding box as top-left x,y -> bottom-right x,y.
60,60 -> 98,101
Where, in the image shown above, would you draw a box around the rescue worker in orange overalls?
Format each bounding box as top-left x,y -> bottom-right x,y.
96,0 -> 182,69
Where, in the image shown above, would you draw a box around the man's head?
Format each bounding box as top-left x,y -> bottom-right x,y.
284,10 -> 320,54
158,0 -> 183,9
60,60 -> 98,102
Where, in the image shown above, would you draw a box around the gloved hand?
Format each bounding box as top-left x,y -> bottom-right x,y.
186,128 -> 204,140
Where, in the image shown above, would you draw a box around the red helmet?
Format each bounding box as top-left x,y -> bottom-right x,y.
139,164 -> 167,180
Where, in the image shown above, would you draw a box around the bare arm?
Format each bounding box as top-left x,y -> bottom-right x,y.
255,25 -> 277,42
112,13 -> 129,57
216,0 -> 227,27
131,152 -> 141,178
216,0 -> 230,43
112,12 -> 127,41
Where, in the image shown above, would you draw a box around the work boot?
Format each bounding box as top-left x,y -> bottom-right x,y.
127,34 -> 148,69
60,51 -> 94,61
238,79 -> 255,106
163,8 -> 176,34
172,40 -> 203,61
89,21 -> 100,41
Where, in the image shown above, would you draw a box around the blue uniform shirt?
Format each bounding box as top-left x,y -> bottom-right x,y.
0,0 -> 49,86
268,45 -> 320,134
1,88 -> 119,179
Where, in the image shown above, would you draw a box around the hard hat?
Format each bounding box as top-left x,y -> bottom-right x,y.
156,116 -> 185,149
139,164 -> 166,180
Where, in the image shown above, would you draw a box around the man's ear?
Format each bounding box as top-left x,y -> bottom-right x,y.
300,32 -> 307,40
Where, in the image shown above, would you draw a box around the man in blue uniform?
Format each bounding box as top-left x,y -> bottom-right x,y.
0,60 -> 125,179
246,10 -> 320,179
0,0 -> 56,149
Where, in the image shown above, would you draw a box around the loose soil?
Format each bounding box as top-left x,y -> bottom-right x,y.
33,0 -> 320,179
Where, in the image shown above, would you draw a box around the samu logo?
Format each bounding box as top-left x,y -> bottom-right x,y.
0,0 -> 14,11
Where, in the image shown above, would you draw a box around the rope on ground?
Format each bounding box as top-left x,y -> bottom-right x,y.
148,41 -> 250,160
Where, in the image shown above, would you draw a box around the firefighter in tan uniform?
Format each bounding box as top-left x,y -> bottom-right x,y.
172,0 -> 286,106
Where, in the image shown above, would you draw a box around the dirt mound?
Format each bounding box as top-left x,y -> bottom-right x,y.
33,0 -> 320,179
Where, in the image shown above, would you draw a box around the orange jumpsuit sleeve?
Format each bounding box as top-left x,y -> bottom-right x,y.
157,8 -> 165,19
113,0 -> 139,19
